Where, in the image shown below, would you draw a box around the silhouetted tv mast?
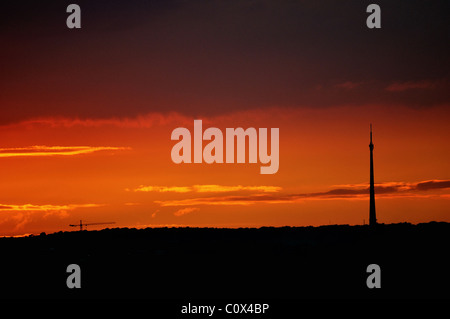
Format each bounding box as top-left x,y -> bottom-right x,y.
369,124 -> 377,226
69,220 -> 115,231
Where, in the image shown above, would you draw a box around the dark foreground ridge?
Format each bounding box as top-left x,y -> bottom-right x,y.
1,222 -> 449,299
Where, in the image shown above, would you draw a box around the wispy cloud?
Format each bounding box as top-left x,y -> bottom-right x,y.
295,179 -> 450,200
133,186 -> 192,193
154,180 -> 450,207
0,203 -> 103,212
334,180 -> 450,192
173,207 -> 199,216
155,194 -> 296,207
0,145 -> 129,158
131,184 -> 282,193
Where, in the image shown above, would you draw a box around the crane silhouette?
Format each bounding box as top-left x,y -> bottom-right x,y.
69,220 -> 115,231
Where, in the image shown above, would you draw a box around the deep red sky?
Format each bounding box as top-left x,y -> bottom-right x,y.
1,1 -> 449,235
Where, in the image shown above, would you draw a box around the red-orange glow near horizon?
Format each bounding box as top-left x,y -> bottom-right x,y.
0,105 -> 449,236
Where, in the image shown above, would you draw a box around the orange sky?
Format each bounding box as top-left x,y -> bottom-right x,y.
1,104 -> 449,236
1,1 -> 449,236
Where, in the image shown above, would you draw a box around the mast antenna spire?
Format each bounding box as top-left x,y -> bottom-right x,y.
369,124 -> 377,226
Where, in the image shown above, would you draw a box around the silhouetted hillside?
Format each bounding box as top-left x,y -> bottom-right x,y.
1,222 -> 449,299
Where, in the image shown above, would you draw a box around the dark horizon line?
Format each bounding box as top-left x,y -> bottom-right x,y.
3,220 -> 449,238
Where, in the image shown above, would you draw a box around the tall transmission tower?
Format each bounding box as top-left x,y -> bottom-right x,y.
369,124 -> 377,226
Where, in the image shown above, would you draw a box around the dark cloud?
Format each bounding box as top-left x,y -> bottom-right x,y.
1,0 -> 449,124
415,180 -> 450,191
300,180 -> 450,199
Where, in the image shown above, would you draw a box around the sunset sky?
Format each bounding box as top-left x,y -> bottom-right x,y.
1,0 -> 449,236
